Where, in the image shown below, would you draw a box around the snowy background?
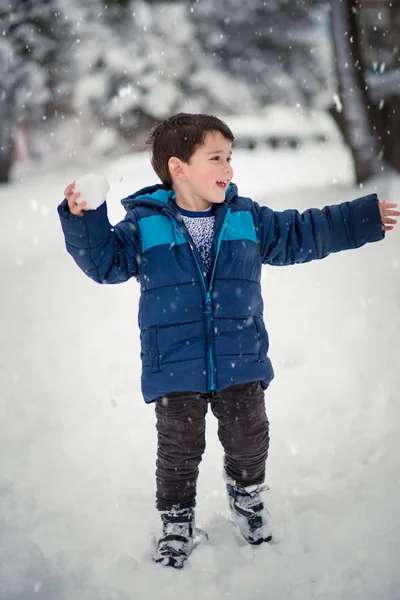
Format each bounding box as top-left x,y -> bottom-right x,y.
1,0 -> 400,598
1,129 -> 400,599
1,0 -> 333,176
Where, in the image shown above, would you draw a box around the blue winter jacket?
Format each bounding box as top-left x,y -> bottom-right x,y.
58,183 -> 384,403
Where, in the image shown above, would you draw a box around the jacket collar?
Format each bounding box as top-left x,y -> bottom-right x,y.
121,183 -> 238,212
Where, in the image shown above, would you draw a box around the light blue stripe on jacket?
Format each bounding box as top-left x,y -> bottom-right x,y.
223,211 -> 258,243
139,215 -> 187,252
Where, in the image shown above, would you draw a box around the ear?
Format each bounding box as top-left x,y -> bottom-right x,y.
168,157 -> 187,182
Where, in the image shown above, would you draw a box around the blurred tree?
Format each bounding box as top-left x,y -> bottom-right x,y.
68,0 -> 329,155
69,0 -> 199,152
103,0 -> 132,21
0,0 -> 71,183
192,0 -> 327,108
329,0 -> 383,184
358,2 -> 400,175
104,0 -> 131,6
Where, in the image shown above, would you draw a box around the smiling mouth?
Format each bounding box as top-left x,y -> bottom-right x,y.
216,181 -> 228,189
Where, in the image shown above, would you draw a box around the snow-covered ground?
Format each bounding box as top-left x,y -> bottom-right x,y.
0,138 -> 399,600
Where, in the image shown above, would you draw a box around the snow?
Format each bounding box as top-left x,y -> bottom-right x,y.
190,69 -> 258,113
74,172 -> 110,211
367,68 -> 400,102
0,135 -> 399,599
224,105 -> 340,140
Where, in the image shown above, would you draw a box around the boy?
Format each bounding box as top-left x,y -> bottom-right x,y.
58,113 -> 399,569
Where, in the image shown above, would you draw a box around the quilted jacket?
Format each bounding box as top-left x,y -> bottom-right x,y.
58,183 -> 384,403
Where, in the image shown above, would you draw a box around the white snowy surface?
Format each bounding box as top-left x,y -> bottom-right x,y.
0,139 -> 399,600
223,105 -> 339,140
74,173 -> 110,211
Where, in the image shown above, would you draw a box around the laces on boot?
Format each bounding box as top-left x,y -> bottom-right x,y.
153,506 -> 194,569
227,481 -> 272,545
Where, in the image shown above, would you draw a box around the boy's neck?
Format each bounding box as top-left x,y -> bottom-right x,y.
173,189 -> 212,213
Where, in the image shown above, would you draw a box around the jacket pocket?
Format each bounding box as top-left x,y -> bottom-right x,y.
254,317 -> 269,363
156,321 -> 205,365
141,327 -> 160,373
214,316 -> 265,359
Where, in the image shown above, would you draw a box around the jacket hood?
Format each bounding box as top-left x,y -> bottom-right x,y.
121,183 -> 238,211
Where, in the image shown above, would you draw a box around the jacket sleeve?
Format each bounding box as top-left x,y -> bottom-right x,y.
57,199 -> 141,284
253,193 -> 385,266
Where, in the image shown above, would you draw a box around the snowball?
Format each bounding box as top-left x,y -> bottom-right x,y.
74,172 -> 110,211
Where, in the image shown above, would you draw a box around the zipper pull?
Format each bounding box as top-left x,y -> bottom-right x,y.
205,292 -> 212,314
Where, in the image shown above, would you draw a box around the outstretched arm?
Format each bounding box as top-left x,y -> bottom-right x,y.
58,181 -> 141,284
254,193 -> 390,266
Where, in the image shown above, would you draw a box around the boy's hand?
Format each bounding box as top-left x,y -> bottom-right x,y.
379,200 -> 400,231
64,181 -> 87,217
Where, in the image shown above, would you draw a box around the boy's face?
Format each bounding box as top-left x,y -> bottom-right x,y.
176,131 -> 233,206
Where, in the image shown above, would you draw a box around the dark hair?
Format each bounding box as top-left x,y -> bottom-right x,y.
146,113 -> 234,187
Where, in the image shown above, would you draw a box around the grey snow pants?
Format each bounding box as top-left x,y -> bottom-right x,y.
155,381 -> 270,511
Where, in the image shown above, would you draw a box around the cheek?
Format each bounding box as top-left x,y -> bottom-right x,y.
203,168 -> 216,183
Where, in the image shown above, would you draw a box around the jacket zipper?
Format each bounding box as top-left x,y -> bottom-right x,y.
205,209 -> 230,389
165,208 -> 230,391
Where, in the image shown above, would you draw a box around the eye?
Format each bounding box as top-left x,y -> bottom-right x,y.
211,156 -> 232,162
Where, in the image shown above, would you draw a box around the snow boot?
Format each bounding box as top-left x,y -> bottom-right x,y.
226,480 -> 272,545
153,505 -> 195,569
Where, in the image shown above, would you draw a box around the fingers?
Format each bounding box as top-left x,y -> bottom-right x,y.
68,190 -> 82,212
64,181 -> 76,198
380,202 -> 400,216
69,190 -> 81,205
70,197 -> 87,217
382,216 -> 398,231
73,200 -> 88,213
380,200 -> 400,231
64,180 -> 87,216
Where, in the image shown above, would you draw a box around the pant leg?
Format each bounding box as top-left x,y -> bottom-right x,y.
209,381 -> 270,486
155,391 -> 208,511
